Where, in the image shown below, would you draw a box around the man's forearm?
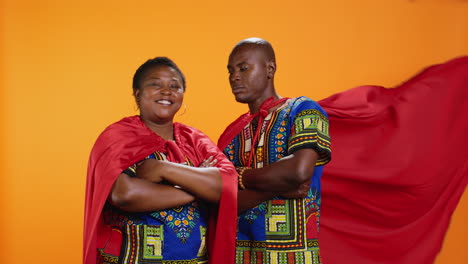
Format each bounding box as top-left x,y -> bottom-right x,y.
238,189 -> 277,213
242,148 -> 318,192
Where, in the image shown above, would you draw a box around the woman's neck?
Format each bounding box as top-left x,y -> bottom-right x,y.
141,117 -> 174,141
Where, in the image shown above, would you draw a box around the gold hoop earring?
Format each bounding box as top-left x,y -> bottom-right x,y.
134,99 -> 140,112
178,104 -> 187,116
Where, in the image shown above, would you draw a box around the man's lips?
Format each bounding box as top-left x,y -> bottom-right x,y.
232,86 -> 245,94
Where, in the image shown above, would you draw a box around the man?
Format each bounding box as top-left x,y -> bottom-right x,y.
218,38 -> 332,264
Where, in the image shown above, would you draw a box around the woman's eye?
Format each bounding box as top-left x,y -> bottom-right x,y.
148,82 -> 161,87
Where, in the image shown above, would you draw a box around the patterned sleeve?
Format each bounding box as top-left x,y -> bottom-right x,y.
195,132 -> 237,173
288,97 -> 331,166
122,164 -> 137,177
122,153 -> 157,177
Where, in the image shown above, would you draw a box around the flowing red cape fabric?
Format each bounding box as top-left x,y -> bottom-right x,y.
318,56 -> 468,264
83,116 -> 237,264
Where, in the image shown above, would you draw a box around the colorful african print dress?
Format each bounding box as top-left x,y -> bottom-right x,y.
222,97 -> 331,264
99,153 -> 209,264
84,117 -> 237,264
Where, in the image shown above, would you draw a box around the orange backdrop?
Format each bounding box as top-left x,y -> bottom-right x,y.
1,0 -> 467,263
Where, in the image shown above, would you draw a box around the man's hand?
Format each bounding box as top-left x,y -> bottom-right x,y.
136,159 -> 164,183
280,182 -> 310,199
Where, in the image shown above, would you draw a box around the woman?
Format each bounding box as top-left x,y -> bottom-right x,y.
83,57 -> 237,264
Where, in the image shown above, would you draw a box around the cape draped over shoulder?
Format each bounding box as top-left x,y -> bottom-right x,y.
318,56 -> 468,264
83,116 -> 237,264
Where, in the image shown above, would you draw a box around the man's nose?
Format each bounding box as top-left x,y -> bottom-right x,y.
230,71 -> 240,82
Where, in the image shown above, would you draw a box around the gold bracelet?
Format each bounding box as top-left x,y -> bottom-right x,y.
237,167 -> 248,190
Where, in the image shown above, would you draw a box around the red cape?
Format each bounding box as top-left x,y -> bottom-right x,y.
83,116 -> 237,264
218,97 -> 289,151
318,56 -> 468,264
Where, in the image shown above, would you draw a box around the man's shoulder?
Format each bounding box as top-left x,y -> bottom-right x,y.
289,96 -> 320,108
288,96 -> 328,117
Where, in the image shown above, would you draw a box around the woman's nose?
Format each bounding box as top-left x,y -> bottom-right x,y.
159,86 -> 172,94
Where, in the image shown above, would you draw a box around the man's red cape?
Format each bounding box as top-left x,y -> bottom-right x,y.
318,56 -> 468,264
83,117 -> 237,264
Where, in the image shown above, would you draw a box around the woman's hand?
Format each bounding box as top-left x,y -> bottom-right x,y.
136,159 -> 165,183
199,156 -> 218,168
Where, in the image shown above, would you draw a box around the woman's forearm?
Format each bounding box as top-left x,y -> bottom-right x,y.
137,159 -> 223,203
109,173 -> 195,212
161,163 -> 223,203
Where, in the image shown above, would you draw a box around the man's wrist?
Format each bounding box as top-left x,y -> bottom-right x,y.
236,167 -> 249,189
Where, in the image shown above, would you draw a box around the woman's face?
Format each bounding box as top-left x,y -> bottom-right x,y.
135,65 -> 184,125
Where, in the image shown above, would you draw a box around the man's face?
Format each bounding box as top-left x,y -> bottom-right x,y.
227,45 -> 270,104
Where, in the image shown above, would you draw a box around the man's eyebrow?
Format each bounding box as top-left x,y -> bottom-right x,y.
227,61 -> 247,67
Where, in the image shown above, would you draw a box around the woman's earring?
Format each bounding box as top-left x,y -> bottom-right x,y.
178,104 -> 187,116
134,97 -> 140,111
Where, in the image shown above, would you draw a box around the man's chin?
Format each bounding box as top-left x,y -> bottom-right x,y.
234,95 -> 250,104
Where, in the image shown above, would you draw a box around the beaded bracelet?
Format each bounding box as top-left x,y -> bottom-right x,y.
236,167 -> 248,190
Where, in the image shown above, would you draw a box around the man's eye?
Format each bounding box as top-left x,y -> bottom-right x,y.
240,67 -> 248,72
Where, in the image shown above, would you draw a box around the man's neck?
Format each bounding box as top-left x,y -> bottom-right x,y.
248,94 -> 280,114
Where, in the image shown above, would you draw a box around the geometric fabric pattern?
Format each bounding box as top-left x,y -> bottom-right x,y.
121,224 -> 163,263
100,151 -> 209,263
224,97 -> 331,264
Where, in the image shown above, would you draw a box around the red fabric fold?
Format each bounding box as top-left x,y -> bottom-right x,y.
318,56 -> 468,264
83,116 -> 237,264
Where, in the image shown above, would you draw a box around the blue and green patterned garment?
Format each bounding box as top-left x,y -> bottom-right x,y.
100,152 -> 209,264
222,97 -> 331,264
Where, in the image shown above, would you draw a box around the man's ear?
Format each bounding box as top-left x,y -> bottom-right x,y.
267,60 -> 276,79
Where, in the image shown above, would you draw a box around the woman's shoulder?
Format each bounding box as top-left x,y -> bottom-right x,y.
175,122 -> 205,135
105,115 -> 142,131
175,123 -> 216,146
94,116 -> 149,145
